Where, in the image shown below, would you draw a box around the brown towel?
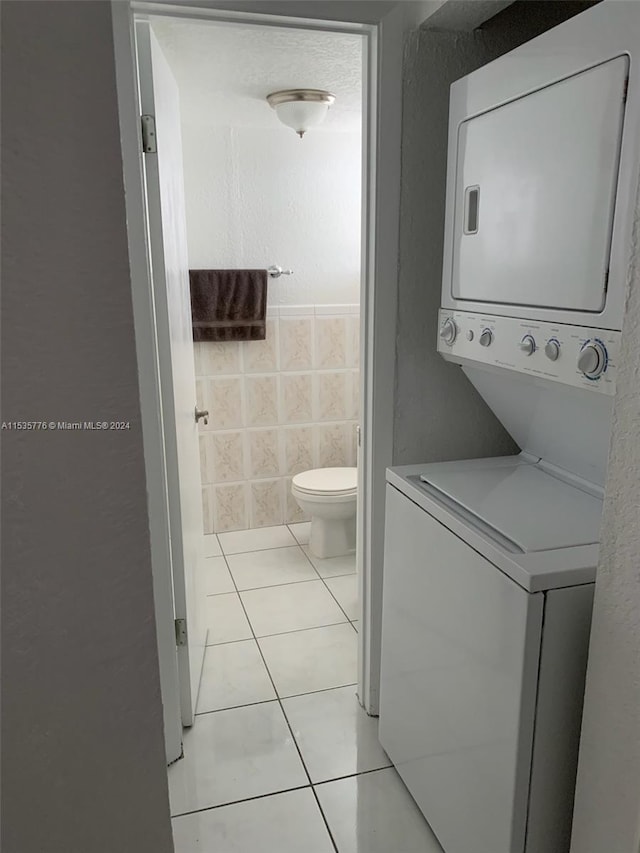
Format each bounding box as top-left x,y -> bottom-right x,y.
189,269 -> 268,342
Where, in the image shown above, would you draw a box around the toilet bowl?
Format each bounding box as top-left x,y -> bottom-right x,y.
291,467 -> 357,559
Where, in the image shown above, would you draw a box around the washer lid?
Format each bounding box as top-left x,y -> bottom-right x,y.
419,457 -> 602,553
293,467 -> 357,494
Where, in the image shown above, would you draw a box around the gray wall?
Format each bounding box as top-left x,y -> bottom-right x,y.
570,179 -> 640,853
393,27 -> 519,466
1,3 -> 174,851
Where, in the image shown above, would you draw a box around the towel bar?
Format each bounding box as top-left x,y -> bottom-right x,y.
268,265 -> 294,278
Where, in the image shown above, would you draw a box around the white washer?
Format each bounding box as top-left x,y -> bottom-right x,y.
379,456 -> 599,853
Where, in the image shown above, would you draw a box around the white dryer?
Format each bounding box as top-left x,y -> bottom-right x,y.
379,4 -> 640,853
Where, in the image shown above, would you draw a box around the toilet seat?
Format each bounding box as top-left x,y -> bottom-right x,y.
292,467 -> 357,497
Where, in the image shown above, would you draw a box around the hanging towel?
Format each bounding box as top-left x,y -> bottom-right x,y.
189,269 -> 268,342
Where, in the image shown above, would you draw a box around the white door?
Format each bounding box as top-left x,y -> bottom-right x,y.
136,21 -> 206,730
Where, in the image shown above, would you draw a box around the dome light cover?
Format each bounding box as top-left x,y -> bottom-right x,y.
266,89 -> 336,138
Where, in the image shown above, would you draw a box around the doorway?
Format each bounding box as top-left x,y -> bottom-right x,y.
112,0 -> 404,840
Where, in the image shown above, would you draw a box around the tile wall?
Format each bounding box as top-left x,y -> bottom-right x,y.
196,306 -> 360,533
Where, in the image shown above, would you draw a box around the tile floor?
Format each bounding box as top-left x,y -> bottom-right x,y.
169,523 -> 443,852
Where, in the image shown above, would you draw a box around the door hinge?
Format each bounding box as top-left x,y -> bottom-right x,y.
356,424 -> 361,447
141,114 -> 157,153
175,618 -> 187,647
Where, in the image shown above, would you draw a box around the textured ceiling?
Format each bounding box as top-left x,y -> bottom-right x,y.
152,19 -> 363,132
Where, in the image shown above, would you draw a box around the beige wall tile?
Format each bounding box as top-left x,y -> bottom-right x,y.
242,319 -> 278,373
279,317 -> 313,371
208,377 -> 243,430
316,422 -> 350,468
349,370 -> 360,420
347,315 -> 360,368
199,433 -> 215,485
195,340 -> 241,376
248,428 -> 281,479
212,431 -> 245,483
285,476 -> 310,524
245,375 -> 279,426
202,485 -> 215,534
250,479 -> 285,528
317,372 -> 348,422
315,317 -> 347,369
281,373 -> 313,423
214,483 -> 248,532
284,426 -> 314,476
197,309 -> 360,532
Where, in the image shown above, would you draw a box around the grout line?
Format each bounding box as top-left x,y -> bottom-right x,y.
204,619 -> 352,648
186,542 -> 358,848
309,781 -> 341,852
312,764 -> 394,790
171,783 -> 312,820
205,570 -> 320,596
217,538 -> 299,558
280,682 -> 358,703
233,574 -> 329,595
299,547 -> 355,625
225,571 -> 340,853
226,544 -> 303,561
253,620 -> 349,641
195,682 -> 359,718
195,697 -> 277,718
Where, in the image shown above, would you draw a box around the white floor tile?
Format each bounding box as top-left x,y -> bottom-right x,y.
196,640 -> 275,714
315,768 -> 444,853
219,525 -> 296,555
324,574 -> 359,621
283,685 -> 391,783
203,594 -> 252,645
303,546 -> 357,578
168,702 -> 307,815
172,788 -> 334,853
240,580 -> 347,637
203,556 -> 235,596
259,623 -> 357,698
227,546 -> 317,591
203,534 -> 222,558
288,521 -> 311,545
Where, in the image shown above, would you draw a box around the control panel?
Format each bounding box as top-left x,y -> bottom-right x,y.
437,310 -> 620,395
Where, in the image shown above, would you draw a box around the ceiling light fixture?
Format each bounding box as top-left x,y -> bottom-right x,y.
266,89 -> 336,138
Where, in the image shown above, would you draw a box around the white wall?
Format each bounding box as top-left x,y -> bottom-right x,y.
570,176 -> 640,853
182,122 -> 362,306
2,2 -> 173,850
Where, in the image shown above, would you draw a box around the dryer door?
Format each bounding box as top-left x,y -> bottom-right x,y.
452,56 -> 628,313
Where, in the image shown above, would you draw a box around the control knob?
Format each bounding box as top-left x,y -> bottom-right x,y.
439,318 -> 457,345
479,329 -> 493,347
519,335 -> 536,356
545,340 -> 560,361
577,340 -> 607,379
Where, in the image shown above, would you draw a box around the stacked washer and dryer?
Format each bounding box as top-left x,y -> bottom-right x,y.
379,5 -> 640,853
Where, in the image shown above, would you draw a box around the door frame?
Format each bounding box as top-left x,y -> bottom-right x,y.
110,0 -> 403,742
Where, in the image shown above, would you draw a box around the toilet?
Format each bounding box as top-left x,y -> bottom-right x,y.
291,467 -> 358,559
